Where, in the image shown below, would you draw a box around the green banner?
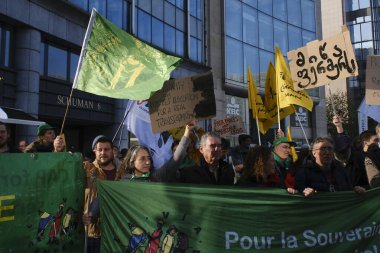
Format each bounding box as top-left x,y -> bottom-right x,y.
74,10 -> 181,100
98,181 -> 380,253
0,153 -> 85,253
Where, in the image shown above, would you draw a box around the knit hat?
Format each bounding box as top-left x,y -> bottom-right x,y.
91,135 -> 112,150
37,124 -> 55,136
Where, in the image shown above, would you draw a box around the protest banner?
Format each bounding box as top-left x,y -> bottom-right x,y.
287,26 -> 358,91
214,116 -> 246,137
366,55 -> 380,105
149,72 -> 216,133
98,181 -> 380,253
0,153 -> 84,253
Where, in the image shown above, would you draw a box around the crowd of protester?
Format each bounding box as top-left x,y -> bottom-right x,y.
1,117 -> 380,253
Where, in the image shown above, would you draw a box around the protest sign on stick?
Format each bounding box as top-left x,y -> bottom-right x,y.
288,26 -> 358,91
214,116 -> 246,137
149,72 -> 216,133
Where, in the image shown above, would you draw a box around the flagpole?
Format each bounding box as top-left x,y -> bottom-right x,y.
112,100 -> 135,142
251,90 -> 262,146
60,9 -> 97,135
292,105 -> 310,148
275,60 -> 281,131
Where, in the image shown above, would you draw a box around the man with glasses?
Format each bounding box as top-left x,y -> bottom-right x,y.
272,137 -> 295,187
295,137 -> 355,197
177,132 -> 235,185
361,130 -> 380,188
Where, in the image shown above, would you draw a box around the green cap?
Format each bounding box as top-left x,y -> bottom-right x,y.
37,124 -> 55,136
273,137 -> 295,147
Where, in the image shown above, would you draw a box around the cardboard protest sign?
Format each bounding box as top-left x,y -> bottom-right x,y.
214,116 -> 246,137
149,72 -> 216,133
288,26 -> 358,91
365,55 -> 380,105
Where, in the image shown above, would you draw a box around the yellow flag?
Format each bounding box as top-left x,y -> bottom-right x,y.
264,62 -> 295,125
275,47 -> 314,111
287,126 -> 298,162
247,66 -> 270,134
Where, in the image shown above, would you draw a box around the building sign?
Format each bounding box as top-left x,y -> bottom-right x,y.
290,107 -> 311,128
57,95 -> 102,111
226,96 -> 244,116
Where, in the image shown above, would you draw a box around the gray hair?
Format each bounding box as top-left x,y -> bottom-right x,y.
200,132 -> 221,146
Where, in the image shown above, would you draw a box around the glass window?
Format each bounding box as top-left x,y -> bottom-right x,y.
190,16 -> 197,37
225,0 -> 242,40
243,0 -> 257,8
359,0 -> 370,9
288,25 -> 302,50
138,0 -> 151,13
259,50 -> 273,87
243,5 -> 258,46
226,37 -> 243,82
152,18 -> 164,48
258,13 -> 273,51
197,20 -> 202,39
137,9 -> 151,42
89,0 -> 106,16
152,0 -> 164,20
68,0 -> 88,11
258,0 -> 272,15
361,22 -> 373,41
47,45 -> 67,80
190,36 -> 197,61
287,0 -> 301,27
274,20 -> 288,54
190,0 -> 197,17
4,29 -> 10,67
167,0 -> 175,4
353,24 -> 361,42
176,9 -> 185,30
273,0 -> 287,21
176,0 -> 185,9
353,43 -> 362,60
176,30 -> 184,56
196,0 -> 202,19
164,25 -> 175,53
346,0 -> 359,11
307,87 -> 319,97
302,30 -> 315,45
361,41 -> 374,59
164,1 -> 176,27
301,0 -> 315,32
107,0 -> 123,27
70,53 -> 79,82
197,39 -> 202,62
123,1 -> 131,32
244,44 -> 259,83
39,42 -> 45,75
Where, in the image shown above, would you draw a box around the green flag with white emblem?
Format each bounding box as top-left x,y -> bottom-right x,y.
73,9 -> 181,100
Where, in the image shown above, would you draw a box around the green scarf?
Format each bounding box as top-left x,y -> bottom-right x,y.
273,152 -> 292,169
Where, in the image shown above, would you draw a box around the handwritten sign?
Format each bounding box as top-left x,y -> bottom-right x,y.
288,26 -> 358,91
365,55 -> 380,105
214,116 -> 246,137
149,72 -> 216,133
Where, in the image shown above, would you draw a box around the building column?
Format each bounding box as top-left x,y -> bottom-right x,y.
14,28 -> 41,143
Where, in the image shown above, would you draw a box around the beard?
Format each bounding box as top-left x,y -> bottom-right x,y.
97,157 -> 113,167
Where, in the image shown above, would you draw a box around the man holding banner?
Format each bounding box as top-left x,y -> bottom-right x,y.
83,135 -> 118,253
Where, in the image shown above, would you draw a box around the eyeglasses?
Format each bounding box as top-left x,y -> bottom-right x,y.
313,146 -> 334,152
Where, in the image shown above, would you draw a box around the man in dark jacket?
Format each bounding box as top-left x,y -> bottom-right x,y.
178,132 -> 235,185
295,137 -> 355,197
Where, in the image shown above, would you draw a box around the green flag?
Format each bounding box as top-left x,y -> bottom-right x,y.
0,153 -> 84,253
98,181 -> 380,253
73,9 -> 181,100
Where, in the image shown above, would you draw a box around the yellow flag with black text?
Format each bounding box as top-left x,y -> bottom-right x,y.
275,47 -> 313,111
264,62 -> 295,126
247,66 -> 270,134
